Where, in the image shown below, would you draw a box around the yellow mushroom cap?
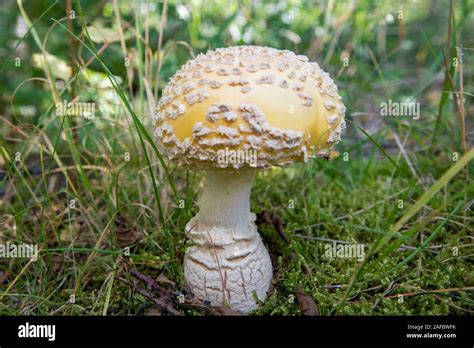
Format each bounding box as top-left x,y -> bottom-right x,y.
153,46 -> 346,169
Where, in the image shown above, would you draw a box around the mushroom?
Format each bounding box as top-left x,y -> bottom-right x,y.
153,46 -> 345,313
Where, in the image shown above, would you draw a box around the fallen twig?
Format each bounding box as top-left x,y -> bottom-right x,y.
121,268 -> 244,316
116,275 -> 182,316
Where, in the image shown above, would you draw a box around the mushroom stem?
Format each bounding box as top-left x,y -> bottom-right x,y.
198,169 -> 254,226
183,169 -> 273,313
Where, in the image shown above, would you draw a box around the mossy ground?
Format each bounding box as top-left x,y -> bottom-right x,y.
1,155 -> 472,315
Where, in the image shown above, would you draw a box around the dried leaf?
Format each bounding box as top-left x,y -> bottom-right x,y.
115,213 -> 142,247
52,254 -> 63,273
146,307 -> 162,316
210,305 -> 244,316
295,285 -> 319,316
256,210 -> 289,243
156,273 -> 175,289
0,271 -> 9,286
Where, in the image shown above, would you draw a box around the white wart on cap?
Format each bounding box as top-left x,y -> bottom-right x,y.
153,46 -> 346,169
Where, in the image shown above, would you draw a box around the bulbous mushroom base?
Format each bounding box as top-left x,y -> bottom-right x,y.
183,214 -> 273,313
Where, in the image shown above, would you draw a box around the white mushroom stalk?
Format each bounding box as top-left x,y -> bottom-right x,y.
184,169 -> 272,312
152,46 -> 345,313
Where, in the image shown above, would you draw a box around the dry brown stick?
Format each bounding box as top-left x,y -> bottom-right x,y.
371,279 -> 397,312
385,286 -> 474,299
350,286 -> 474,304
129,269 -> 171,298
116,276 -> 182,316
126,269 -> 243,316
0,116 -> 29,137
